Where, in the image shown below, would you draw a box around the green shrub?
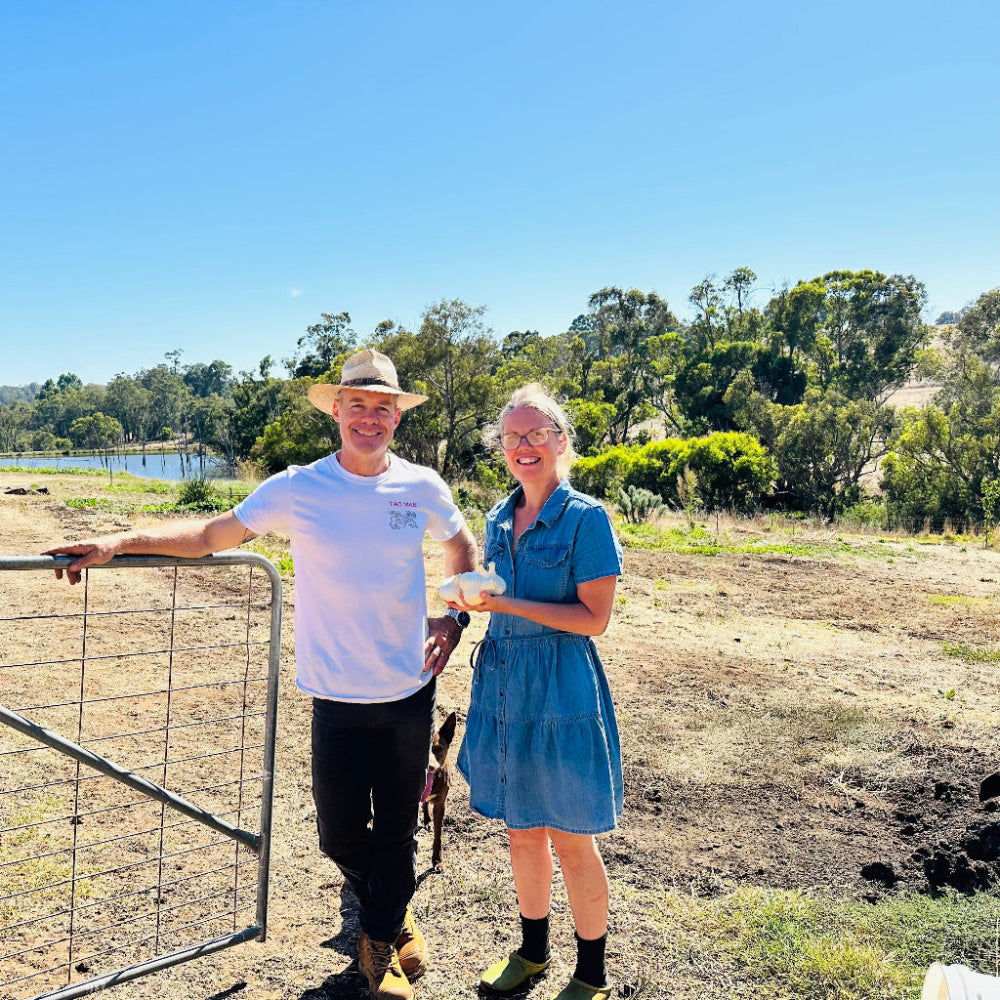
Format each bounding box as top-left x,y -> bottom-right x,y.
681,432 -> 775,512
176,478 -> 233,512
838,499 -> 888,531
571,445 -> 641,498
625,440 -> 687,501
572,434 -> 774,512
881,452 -> 974,533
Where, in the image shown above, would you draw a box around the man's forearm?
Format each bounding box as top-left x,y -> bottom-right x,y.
443,524 -> 477,577
98,522 -> 220,559
45,511 -> 255,584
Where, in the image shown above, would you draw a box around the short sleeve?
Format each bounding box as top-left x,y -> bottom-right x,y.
572,504 -> 623,584
233,471 -> 292,537
422,469 -> 466,542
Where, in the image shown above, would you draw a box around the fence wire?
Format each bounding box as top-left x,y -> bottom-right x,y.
0,553 -> 282,1000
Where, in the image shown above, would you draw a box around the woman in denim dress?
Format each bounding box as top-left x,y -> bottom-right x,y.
454,385 -> 623,1000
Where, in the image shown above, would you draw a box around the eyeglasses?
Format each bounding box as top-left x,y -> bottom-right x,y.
501,427 -> 560,450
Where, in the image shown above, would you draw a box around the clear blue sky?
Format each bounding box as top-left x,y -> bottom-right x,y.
2,0 -> 997,386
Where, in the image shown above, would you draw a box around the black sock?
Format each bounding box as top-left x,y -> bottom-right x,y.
517,913 -> 550,964
573,931 -> 607,987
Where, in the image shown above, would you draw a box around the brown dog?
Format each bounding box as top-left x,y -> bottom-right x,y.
421,711 -> 457,869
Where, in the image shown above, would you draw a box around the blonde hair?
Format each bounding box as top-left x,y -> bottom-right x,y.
488,383 -> 578,480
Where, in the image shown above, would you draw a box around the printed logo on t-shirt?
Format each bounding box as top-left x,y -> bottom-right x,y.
388,501 -> 420,530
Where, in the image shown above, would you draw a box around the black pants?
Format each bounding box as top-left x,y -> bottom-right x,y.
311,679 -> 435,943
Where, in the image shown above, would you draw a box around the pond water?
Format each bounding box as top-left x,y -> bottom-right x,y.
0,451 -> 230,482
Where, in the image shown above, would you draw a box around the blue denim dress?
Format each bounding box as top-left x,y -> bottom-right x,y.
457,480 -> 625,834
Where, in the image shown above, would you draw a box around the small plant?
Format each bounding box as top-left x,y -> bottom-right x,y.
936,688 -> 957,700
176,478 -> 232,512
615,485 -> 667,524
676,467 -> 701,527
943,642 -> 1000,663
64,497 -> 115,511
838,499 -> 887,531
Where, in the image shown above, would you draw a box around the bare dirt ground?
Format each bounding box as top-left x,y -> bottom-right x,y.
1,471 -> 999,999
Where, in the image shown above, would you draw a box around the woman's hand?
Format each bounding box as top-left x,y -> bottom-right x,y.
456,577 -> 617,636
446,589 -> 501,614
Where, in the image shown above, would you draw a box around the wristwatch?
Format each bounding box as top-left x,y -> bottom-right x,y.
445,608 -> 471,630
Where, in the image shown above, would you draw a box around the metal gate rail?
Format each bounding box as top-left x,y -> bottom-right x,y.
0,553 -> 282,1000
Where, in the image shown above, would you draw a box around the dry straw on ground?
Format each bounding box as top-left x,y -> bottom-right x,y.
1,472 -> 998,999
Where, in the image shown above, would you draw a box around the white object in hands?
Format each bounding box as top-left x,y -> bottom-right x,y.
439,562 -> 506,606
922,962 -> 1000,1000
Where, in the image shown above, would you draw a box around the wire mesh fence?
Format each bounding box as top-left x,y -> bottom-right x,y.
0,553 -> 282,1000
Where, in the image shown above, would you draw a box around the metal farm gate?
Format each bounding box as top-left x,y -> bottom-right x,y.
0,553 -> 282,1000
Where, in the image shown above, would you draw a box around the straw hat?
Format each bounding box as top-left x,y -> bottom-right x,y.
307,348 -> 428,413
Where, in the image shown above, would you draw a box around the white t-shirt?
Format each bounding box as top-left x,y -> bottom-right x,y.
234,453 -> 465,703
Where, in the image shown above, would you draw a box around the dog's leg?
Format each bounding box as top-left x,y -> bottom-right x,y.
431,796 -> 446,868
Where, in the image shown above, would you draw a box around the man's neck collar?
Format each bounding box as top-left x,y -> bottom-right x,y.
335,451 -> 392,477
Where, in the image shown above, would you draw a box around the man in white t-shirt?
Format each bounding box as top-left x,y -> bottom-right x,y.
46,349 -> 478,1000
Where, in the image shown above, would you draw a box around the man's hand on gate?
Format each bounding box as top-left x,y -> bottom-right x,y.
423,615 -> 463,676
43,539 -> 119,585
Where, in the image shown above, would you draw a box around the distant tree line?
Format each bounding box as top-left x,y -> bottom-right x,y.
2,269 -> 998,532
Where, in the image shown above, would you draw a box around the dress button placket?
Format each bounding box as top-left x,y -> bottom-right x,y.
498,522 -> 514,800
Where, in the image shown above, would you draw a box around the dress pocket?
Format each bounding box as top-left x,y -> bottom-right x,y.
519,544 -> 571,599
521,545 -> 569,568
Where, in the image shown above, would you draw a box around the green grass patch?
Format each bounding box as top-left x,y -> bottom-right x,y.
656,885 -> 1000,999
65,494 -> 175,515
245,539 -> 294,578
0,794 -> 100,914
942,642 -> 1000,663
105,476 -> 176,495
0,464 -> 105,477
616,521 -> 908,563
64,496 -> 117,511
927,594 -> 995,607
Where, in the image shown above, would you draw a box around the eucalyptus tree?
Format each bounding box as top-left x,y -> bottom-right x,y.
722,266 -> 758,320
68,412 -> 124,464
882,288 -> 1000,529
104,374 -> 152,447
747,387 -> 894,515
768,270 -> 929,402
29,375 -> 107,441
689,267 -> 765,348
251,377 -> 345,473
188,392 -> 237,472
229,357 -> 284,461
375,300 -> 502,478
687,278 -> 725,351
579,287 -> 680,445
285,312 -> 358,378
139,364 -> 193,454
0,404 -> 26,452
183,360 -> 234,398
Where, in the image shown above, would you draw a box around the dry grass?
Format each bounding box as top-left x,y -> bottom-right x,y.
1,477 -> 999,999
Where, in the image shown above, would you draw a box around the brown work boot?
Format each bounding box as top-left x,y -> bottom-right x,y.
395,906 -> 427,979
358,930 -> 413,1000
